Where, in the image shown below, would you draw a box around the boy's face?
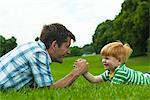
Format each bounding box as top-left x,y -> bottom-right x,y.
101,56 -> 121,71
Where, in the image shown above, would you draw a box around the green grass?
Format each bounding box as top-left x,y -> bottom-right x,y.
0,55 -> 150,100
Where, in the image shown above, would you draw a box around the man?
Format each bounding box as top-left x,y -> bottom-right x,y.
0,23 -> 87,90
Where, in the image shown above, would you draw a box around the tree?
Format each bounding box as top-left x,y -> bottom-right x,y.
92,0 -> 149,56
92,20 -> 114,53
0,35 -> 17,57
68,46 -> 83,57
81,44 -> 95,55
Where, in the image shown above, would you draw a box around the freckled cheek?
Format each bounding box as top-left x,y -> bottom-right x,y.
108,63 -> 113,66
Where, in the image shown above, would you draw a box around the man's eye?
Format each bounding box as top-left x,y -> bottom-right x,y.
66,45 -> 70,48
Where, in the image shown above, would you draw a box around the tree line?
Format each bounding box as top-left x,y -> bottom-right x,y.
0,0 -> 149,57
70,0 -> 149,57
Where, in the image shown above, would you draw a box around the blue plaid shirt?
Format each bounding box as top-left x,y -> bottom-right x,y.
0,40 -> 53,90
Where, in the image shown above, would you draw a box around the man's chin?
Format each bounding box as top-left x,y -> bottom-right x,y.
58,61 -> 63,63
56,59 -> 63,63
52,55 -> 65,63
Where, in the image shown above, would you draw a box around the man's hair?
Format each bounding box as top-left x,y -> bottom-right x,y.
39,23 -> 76,49
100,41 -> 133,63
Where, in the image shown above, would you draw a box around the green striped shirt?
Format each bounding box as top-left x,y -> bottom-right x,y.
100,64 -> 150,85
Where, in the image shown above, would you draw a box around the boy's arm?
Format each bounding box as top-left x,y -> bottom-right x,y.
83,72 -> 103,83
74,58 -> 103,83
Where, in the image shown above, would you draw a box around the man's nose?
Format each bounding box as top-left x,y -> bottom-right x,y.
67,49 -> 71,54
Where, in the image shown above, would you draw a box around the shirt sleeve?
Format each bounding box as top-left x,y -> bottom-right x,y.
29,51 -> 53,87
98,70 -> 109,81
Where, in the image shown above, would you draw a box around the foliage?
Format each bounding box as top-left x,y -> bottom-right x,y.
69,46 -> 83,57
0,35 -> 17,57
92,20 -> 114,54
92,0 -> 150,56
0,55 -> 150,99
80,44 -> 95,55
148,38 -> 150,52
69,45 -> 95,57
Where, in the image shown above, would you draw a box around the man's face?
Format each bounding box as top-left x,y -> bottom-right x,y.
50,37 -> 71,63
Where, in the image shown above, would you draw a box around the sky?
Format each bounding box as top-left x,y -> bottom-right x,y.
0,0 -> 124,47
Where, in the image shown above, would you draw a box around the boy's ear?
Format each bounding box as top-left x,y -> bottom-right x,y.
118,59 -> 122,64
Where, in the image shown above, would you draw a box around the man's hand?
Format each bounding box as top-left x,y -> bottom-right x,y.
74,58 -> 89,75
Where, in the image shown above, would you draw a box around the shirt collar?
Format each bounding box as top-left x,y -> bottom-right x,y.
108,64 -> 126,80
37,40 -> 46,50
115,63 -> 126,72
37,40 -> 52,64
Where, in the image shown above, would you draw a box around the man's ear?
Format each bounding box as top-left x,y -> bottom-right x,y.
51,40 -> 58,50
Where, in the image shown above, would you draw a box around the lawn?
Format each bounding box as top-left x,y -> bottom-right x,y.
0,54 -> 150,100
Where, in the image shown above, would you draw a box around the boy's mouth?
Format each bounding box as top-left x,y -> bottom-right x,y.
103,64 -> 110,70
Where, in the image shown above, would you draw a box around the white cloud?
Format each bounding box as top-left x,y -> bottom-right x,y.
0,0 -> 123,47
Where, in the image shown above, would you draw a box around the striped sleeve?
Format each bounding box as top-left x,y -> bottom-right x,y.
100,70 -> 109,81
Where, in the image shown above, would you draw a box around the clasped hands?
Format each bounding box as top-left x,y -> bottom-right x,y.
73,58 -> 89,75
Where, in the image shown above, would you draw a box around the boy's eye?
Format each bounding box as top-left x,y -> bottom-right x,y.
102,56 -> 109,60
105,57 -> 109,60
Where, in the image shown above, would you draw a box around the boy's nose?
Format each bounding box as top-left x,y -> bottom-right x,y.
102,59 -> 105,63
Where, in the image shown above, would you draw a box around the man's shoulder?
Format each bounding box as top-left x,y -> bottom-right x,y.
18,41 -> 46,53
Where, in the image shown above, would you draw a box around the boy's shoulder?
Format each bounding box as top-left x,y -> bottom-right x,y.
115,64 -> 129,74
116,64 -> 127,71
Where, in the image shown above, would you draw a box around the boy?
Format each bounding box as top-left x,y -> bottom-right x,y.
75,41 -> 150,85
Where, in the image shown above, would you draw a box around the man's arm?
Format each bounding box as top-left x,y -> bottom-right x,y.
52,68 -> 80,88
52,60 -> 88,89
